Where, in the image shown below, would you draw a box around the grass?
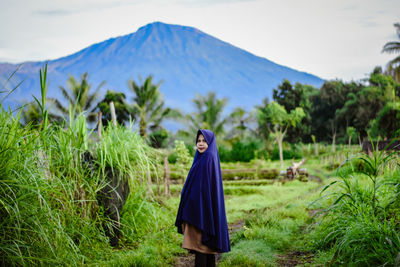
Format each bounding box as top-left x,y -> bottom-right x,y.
4,65 -> 398,266
218,175 -> 324,266
4,103 -> 396,266
306,147 -> 400,266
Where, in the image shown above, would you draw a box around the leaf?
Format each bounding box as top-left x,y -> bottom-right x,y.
320,180 -> 338,195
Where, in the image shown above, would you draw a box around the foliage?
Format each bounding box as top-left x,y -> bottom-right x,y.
31,64 -> 50,129
0,69 -> 172,265
184,91 -> 228,137
229,140 -> 257,162
96,90 -> 131,126
226,107 -> 255,141
53,72 -> 105,122
346,126 -> 357,147
149,128 -> 170,148
369,101 -> 400,139
255,97 -> 271,146
257,101 -> 305,168
128,75 -> 176,138
273,79 -> 317,143
382,22 -> 400,82
311,140 -> 400,265
173,140 -> 193,180
270,145 -> 302,161
311,80 -> 360,143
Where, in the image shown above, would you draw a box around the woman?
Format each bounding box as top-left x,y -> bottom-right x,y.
175,129 -> 230,267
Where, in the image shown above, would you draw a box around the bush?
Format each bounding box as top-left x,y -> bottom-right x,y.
310,145 -> 400,265
149,128 -> 169,148
219,140 -> 260,162
271,145 -> 302,161
168,151 -> 178,164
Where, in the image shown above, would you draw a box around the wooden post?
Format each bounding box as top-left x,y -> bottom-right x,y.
109,101 -> 117,126
97,111 -> 102,139
164,155 -> 170,198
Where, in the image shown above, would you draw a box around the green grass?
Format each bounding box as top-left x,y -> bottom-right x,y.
305,150 -> 400,266
218,178 -> 323,266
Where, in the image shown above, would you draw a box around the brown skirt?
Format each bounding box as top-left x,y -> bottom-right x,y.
182,222 -> 218,254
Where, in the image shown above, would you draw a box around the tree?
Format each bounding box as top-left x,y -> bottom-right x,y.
369,102 -> 400,139
311,80 -> 360,146
273,79 -> 317,142
149,128 -> 170,148
256,97 -> 271,149
96,90 -> 130,127
258,101 -> 305,169
128,75 -> 176,138
382,22 -> 400,82
185,91 -> 228,137
346,126 -> 357,149
54,72 -> 105,122
226,107 -> 255,141
339,68 -> 400,140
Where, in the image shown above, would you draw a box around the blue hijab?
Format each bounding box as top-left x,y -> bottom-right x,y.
175,129 -> 230,253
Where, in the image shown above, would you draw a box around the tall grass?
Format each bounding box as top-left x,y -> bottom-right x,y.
0,66 -> 167,265
310,142 -> 400,265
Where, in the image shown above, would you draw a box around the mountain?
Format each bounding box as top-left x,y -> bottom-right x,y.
0,21 -> 323,113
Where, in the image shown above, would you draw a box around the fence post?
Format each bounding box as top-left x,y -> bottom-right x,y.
164,155 -> 170,198
109,101 -> 117,126
97,111 -> 102,139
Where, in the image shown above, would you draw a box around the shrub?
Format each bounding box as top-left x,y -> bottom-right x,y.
149,128 -> 169,148
271,145 -> 302,161
311,141 -> 400,265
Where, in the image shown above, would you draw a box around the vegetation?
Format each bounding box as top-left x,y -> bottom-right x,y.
96,90 -> 131,127
184,91 -> 228,137
54,72 -> 105,122
382,22 -> 400,82
2,21 -> 400,267
308,142 -> 400,265
257,101 -> 305,168
128,75 -> 175,138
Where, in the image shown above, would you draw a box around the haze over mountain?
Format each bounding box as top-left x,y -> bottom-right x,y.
0,22 -> 323,113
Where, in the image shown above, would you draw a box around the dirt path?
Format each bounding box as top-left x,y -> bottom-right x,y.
275,174 -> 324,266
276,251 -> 315,266
174,220 -> 244,267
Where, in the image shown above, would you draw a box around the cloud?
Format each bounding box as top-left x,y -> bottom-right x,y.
359,17 -> 379,28
32,9 -> 72,16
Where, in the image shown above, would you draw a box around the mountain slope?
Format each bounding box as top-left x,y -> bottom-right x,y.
0,22 -> 323,112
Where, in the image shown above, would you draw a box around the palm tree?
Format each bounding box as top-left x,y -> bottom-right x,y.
185,91 -> 228,137
128,75 -> 176,138
54,72 -> 105,121
22,99 -> 62,126
382,23 -> 400,81
226,107 -> 255,140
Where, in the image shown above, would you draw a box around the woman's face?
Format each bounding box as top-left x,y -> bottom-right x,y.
196,134 -> 208,153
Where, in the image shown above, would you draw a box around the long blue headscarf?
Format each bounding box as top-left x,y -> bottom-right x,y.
175,129 -> 230,253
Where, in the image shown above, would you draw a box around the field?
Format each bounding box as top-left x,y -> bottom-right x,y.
2,102 -> 399,266
1,65 -> 400,266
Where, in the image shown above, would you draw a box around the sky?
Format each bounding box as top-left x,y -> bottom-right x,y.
0,0 -> 399,81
